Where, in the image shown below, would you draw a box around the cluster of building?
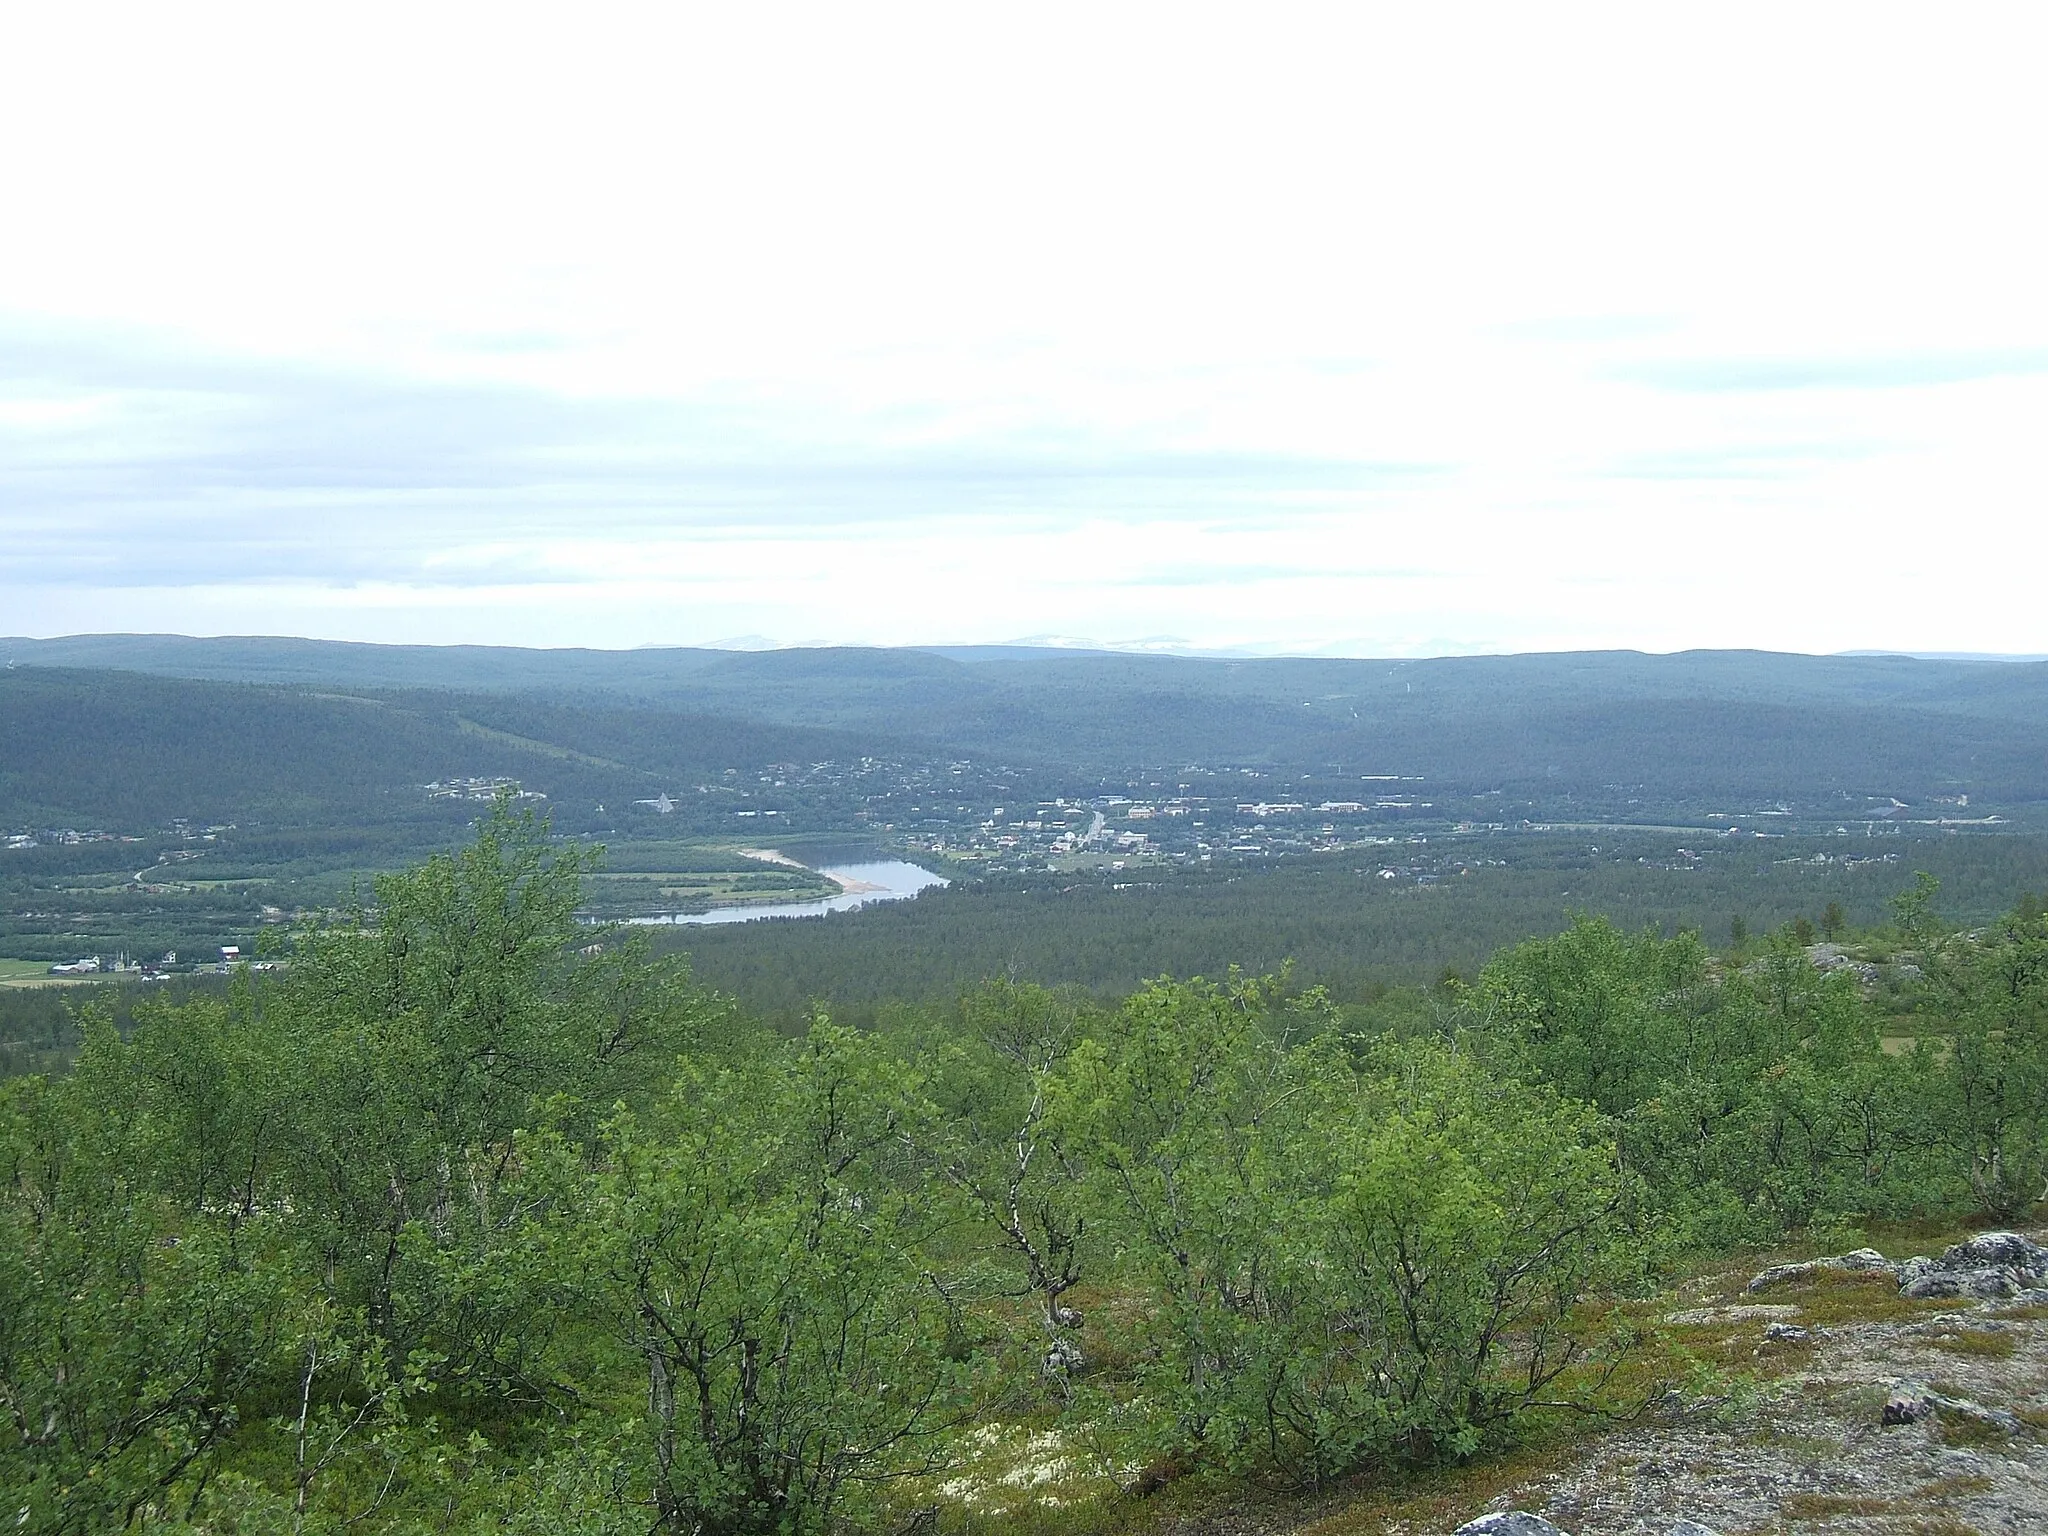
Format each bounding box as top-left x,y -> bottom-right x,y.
424,777 -> 548,803
627,756 -> 1046,840
607,759 -> 1466,875
44,946 -> 262,979
5,828 -> 134,849
165,818 -> 235,841
896,783 -> 1444,873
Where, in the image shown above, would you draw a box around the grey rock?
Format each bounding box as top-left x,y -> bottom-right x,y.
1810,948 -> 1880,984
1897,1255 -> 1940,1292
1931,1393 -> 2023,1436
1900,1265 -> 2027,1301
1665,1524 -> 1722,1536
1883,1384 -> 1935,1425
1881,1381 -> 2021,1434
1665,1302 -> 1800,1326
1762,1321 -> 1812,1343
1745,1262 -> 1810,1293
1891,1230 -> 2048,1299
1933,1447 -> 1994,1478
1453,1516 -> 1568,1536
1940,1230 -> 2048,1277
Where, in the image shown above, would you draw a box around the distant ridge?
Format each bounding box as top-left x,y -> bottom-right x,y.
13,633 -> 2048,667
6,636 -> 2048,843
1837,650 -> 2048,663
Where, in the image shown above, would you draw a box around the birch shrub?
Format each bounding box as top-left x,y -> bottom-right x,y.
1067,978 -> 1647,1486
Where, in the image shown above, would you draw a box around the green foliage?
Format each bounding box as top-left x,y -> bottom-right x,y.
1063,974 -> 1350,1477
1900,881 -> 2048,1215
5,801 -> 2048,1531
920,981 -> 1099,1371
1064,980 -> 1643,1486
1476,906 -> 2048,1244
2,801 -> 720,1534
1312,1043 -> 1650,1466
0,1031 -> 298,1533
1481,918 -> 1712,1113
587,1024 -> 960,1535
255,806 -> 706,1371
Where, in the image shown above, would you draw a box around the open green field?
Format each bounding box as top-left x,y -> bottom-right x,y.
0,830 -> 891,965
569,839 -> 846,917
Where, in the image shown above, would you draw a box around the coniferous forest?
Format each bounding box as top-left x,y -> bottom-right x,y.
6,802 -> 2047,1534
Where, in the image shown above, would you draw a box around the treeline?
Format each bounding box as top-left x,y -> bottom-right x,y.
4,809 -> 2046,1534
0,976 -> 230,1079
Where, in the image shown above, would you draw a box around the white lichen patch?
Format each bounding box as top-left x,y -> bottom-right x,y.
1662,1302 -> 1802,1326
934,1423 -> 1100,1510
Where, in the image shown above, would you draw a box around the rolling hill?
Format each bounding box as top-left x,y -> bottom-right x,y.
7,637 -> 2046,818
0,666 -> 893,832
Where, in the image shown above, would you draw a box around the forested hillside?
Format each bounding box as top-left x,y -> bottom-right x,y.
0,667 -> 890,831
10,638 -> 2048,804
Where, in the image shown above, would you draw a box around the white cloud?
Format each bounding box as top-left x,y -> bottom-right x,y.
2,3 -> 2046,654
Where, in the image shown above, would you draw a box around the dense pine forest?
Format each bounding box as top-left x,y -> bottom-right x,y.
663,830 -> 2048,1025
5,802 -> 2046,1533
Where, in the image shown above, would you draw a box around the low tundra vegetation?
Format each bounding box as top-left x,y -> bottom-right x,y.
3,805 -> 2045,1534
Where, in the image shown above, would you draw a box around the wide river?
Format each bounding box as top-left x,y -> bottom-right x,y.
625,859 -> 948,926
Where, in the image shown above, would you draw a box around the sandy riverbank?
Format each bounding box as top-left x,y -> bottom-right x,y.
735,847 -> 805,869
738,848 -> 889,896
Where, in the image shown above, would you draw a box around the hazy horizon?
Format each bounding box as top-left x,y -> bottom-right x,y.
8,628 -> 2048,668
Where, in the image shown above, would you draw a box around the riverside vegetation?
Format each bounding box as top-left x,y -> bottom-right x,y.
4,805 -> 2048,1534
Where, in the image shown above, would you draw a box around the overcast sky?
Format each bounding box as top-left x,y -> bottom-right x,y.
4,5 -> 2045,656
